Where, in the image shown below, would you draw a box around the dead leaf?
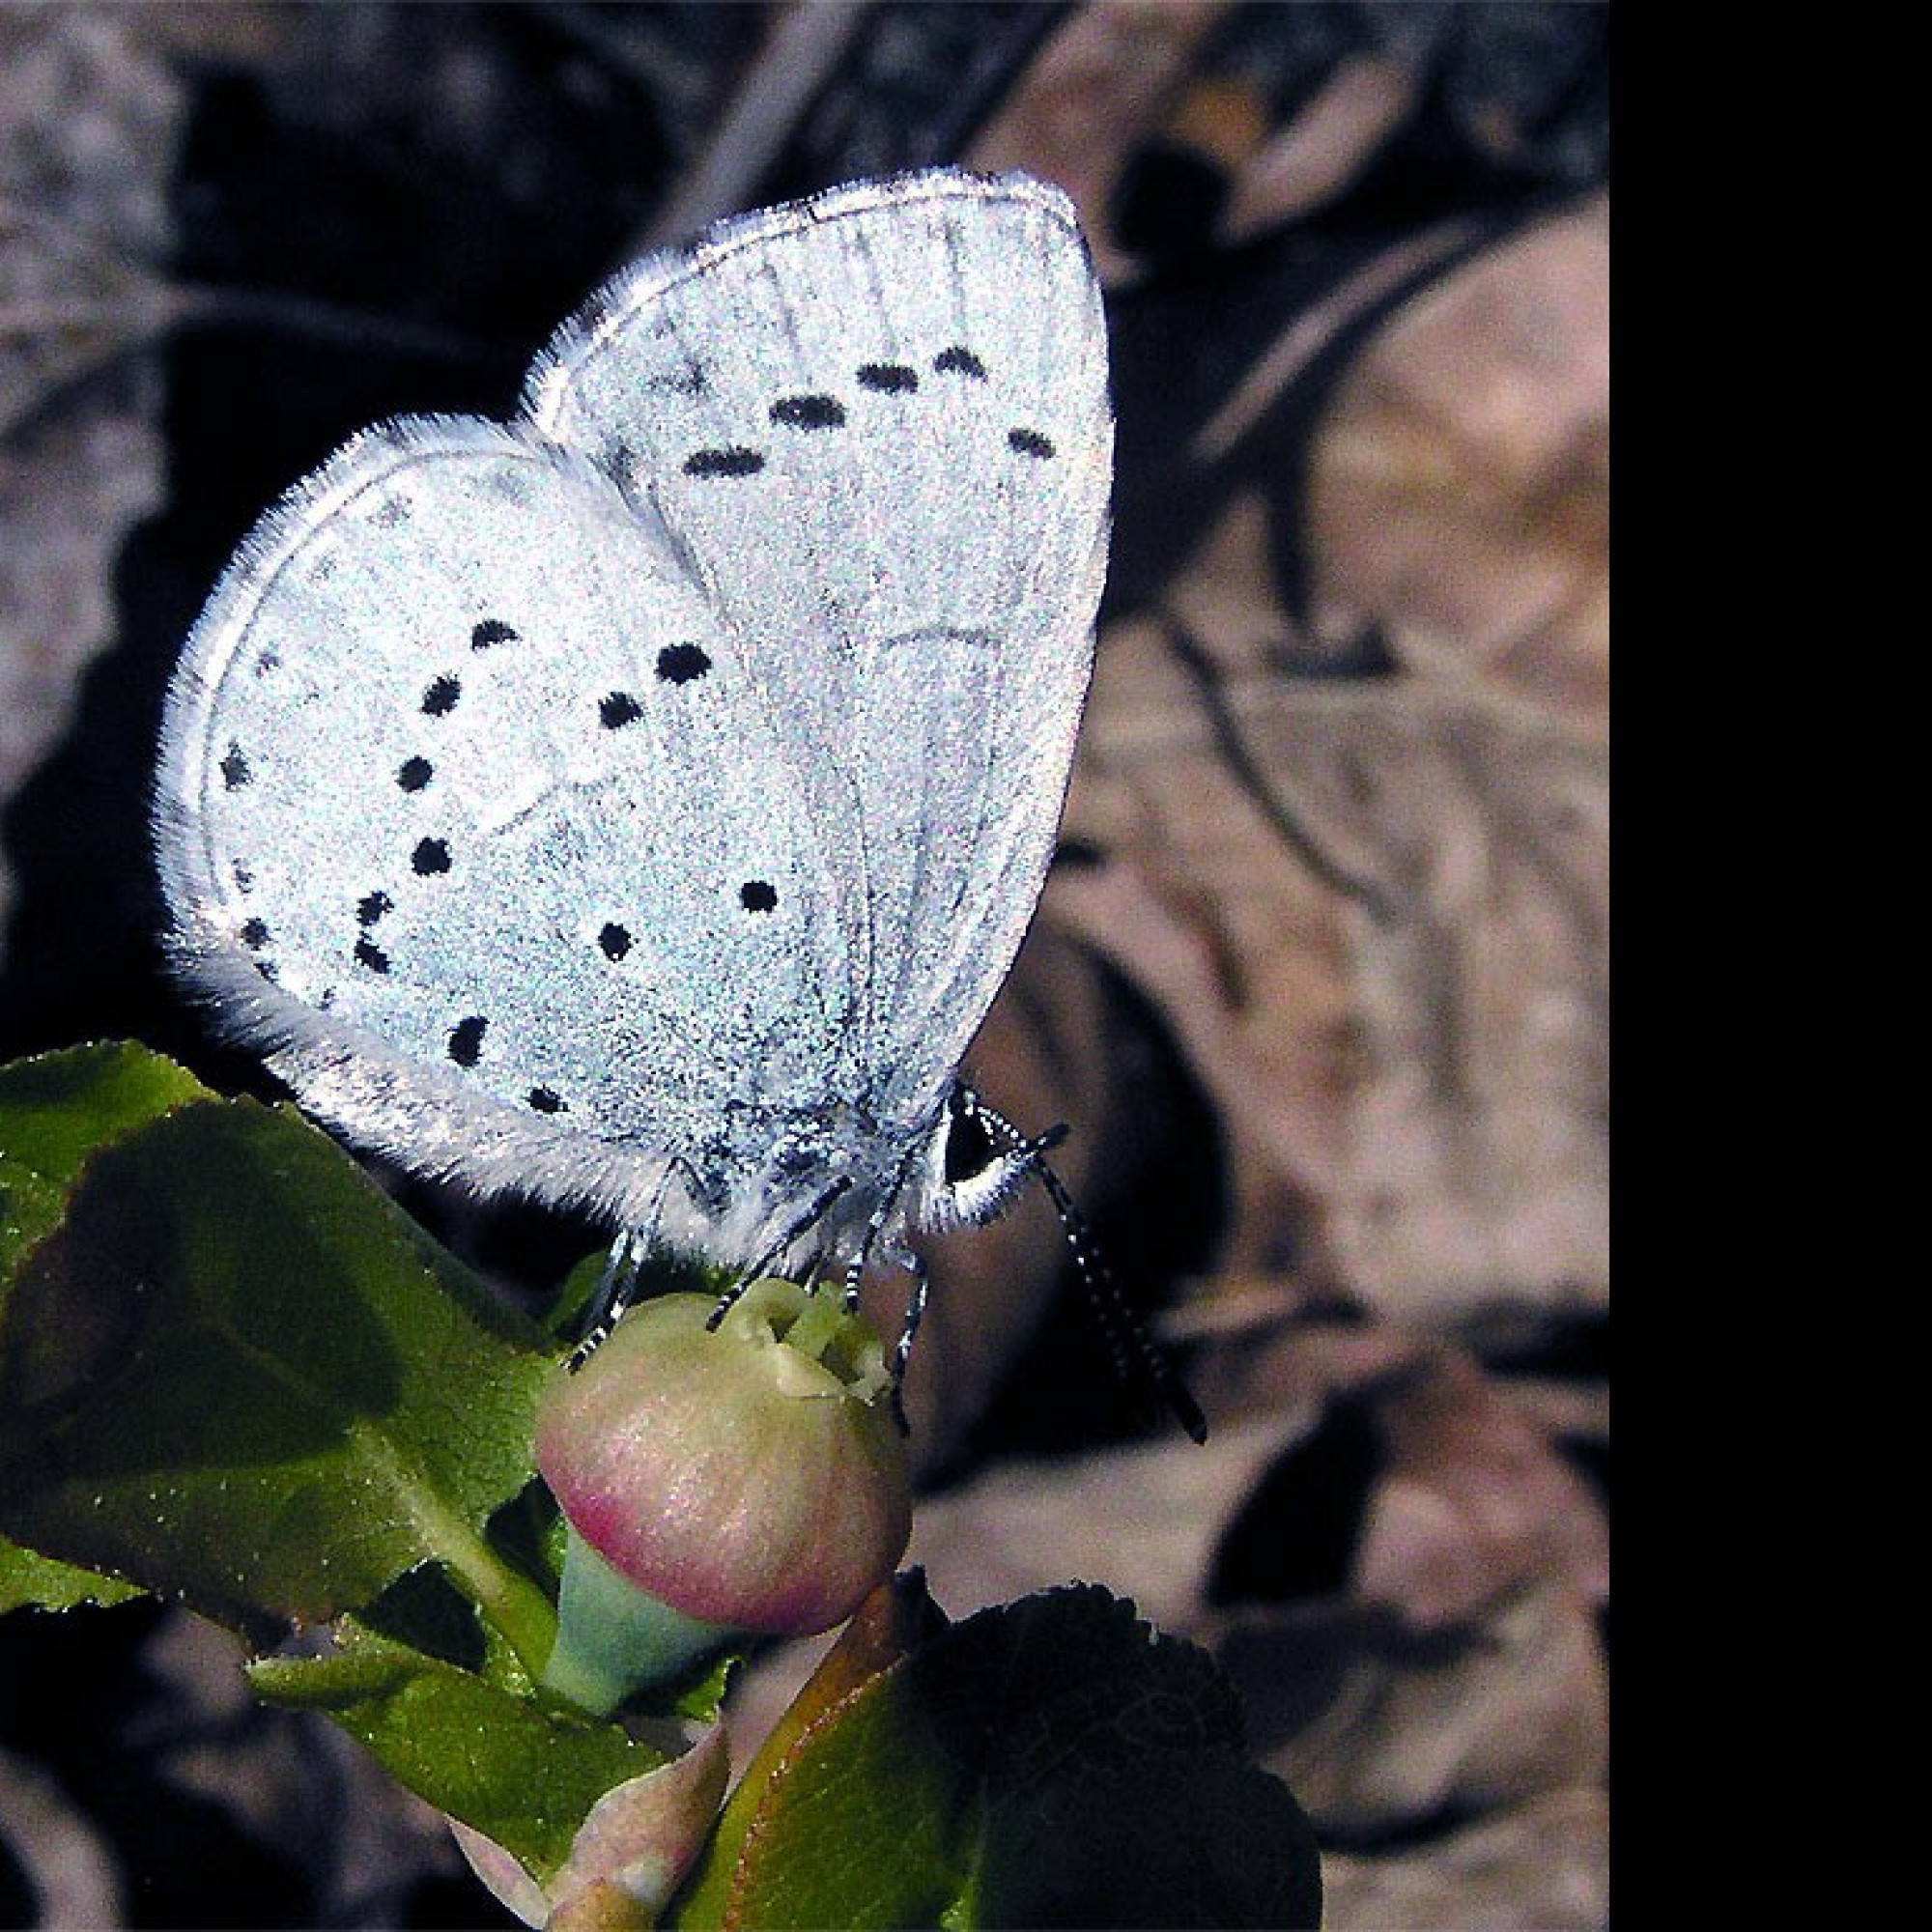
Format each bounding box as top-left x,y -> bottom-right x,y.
0,1741 -> 125,1928
1353,1349 -> 1609,1626
906,1415 -> 1293,1635
1321,1786 -> 1609,1932
1222,1583 -> 1607,1835
0,5 -> 182,941
966,2 -> 1234,280
1051,472 -> 1607,1321
1308,196 -> 1611,719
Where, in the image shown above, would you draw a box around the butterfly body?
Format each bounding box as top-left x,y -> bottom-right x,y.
154,170 -> 1112,1289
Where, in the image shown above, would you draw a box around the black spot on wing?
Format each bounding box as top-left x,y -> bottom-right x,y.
857,363 -> 918,394
470,618 -> 519,649
656,643 -> 711,685
739,880 -> 778,913
421,675 -> 461,716
600,692 -> 642,729
447,1015 -> 487,1066
1008,428 -> 1056,459
397,756 -> 433,792
412,838 -> 451,876
683,447 -> 765,478
770,393 -> 847,430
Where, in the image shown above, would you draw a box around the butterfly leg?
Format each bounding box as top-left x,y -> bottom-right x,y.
568,1160 -> 690,1369
567,1227 -> 644,1371
892,1249 -> 930,1386
879,1244 -> 930,1435
840,1141 -> 924,1313
706,1176 -> 853,1330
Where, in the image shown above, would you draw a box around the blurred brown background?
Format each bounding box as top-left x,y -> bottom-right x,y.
1,5 -> 1607,1926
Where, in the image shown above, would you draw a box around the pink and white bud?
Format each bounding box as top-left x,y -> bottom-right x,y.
534,1279 -> 911,1712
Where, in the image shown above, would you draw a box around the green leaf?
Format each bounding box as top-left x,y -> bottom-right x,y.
672,1571 -> 946,1924
0,1042 -> 213,1279
0,1047 -> 206,1617
249,1619 -> 666,1882
671,1580 -> 1321,1931
667,1645 -> 740,1725
0,1529 -> 144,1613
0,1062 -> 556,1661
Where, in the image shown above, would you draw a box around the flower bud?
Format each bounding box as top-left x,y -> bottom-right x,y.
535,1280 -> 911,1709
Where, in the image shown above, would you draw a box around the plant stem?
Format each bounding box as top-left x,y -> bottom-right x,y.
443,1524 -> 558,1681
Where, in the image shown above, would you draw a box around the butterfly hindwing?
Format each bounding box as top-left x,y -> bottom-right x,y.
156,419 -> 846,1224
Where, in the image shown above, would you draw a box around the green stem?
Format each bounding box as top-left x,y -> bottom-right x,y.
344,1420 -> 559,1679
441,1521 -> 559,1682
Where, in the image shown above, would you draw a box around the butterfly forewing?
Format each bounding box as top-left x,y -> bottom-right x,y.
529,172 -> 1112,1121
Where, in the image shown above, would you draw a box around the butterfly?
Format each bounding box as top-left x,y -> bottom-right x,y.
154,168 -> 1201,1437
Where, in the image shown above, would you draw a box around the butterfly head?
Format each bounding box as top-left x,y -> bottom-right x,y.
918,1083 -> 1065,1234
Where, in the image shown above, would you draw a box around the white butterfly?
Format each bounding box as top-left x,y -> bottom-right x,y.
154,170 -> 1117,1386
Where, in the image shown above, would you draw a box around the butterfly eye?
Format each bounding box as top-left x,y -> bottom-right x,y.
925,1086 -> 1037,1232
942,1086 -> 998,1186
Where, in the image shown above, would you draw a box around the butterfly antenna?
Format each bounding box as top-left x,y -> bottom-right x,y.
977,1100 -> 1208,1444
